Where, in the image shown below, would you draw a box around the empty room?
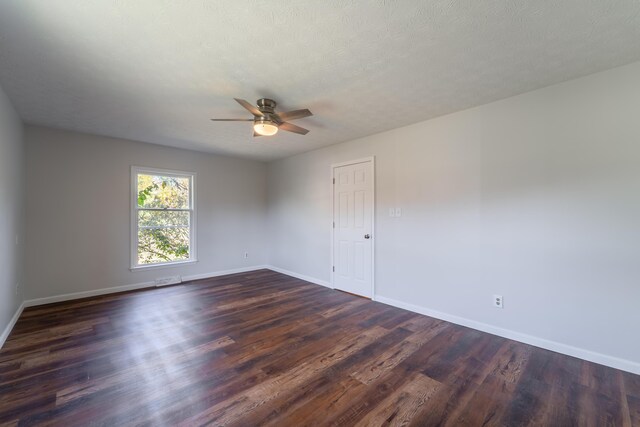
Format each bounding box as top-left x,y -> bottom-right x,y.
1,1 -> 639,425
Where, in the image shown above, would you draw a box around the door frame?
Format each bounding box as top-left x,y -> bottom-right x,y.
330,157 -> 376,300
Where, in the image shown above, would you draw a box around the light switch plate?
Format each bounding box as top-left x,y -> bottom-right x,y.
389,208 -> 395,217
395,208 -> 402,217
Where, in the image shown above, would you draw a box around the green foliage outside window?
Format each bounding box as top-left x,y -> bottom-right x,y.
136,174 -> 192,265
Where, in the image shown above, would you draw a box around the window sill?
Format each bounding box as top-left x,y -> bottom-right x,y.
130,259 -> 198,271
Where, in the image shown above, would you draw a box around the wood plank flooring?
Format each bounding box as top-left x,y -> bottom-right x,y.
0,269 -> 637,426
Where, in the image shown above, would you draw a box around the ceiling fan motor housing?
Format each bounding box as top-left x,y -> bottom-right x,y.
257,98 -> 277,115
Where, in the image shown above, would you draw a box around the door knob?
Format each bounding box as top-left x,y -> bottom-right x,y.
364,234 -> 371,239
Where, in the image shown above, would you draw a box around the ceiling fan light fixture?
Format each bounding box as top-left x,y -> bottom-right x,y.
253,120 -> 278,136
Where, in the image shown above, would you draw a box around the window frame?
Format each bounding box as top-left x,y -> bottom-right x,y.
130,166 -> 197,270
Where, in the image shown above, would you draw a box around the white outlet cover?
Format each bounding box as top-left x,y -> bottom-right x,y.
493,295 -> 504,308
395,208 -> 402,217
389,208 -> 395,217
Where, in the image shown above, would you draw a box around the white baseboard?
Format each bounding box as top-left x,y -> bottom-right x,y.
23,265 -> 269,308
262,266 -> 640,375
182,265 -> 269,282
11,264 -> 639,375
265,265 -> 332,288
0,301 -> 25,348
0,265 -> 269,350
23,280 -> 156,308
375,295 -> 640,375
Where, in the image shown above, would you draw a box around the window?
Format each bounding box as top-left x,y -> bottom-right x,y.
131,167 -> 196,269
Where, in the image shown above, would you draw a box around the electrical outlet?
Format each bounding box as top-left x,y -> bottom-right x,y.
395,207 -> 402,217
244,252 -> 249,259
389,208 -> 395,217
493,295 -> 504,309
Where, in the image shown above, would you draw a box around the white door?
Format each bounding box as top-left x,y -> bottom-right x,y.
332,160 -> 374,298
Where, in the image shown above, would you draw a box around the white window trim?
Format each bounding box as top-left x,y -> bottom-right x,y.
130,166 -> 197,270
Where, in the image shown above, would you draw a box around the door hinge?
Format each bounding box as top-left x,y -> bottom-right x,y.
332,178 -> 335,184
332,266 -> 335,272
333,221 -> 335,228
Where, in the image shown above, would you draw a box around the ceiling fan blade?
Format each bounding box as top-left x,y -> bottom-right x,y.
279,122 -> 309,135
275,109 -> 312,122
210,118 -> 254,121
234,98 -> 264,117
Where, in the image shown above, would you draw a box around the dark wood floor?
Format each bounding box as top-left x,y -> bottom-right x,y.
1,270 -> 638,426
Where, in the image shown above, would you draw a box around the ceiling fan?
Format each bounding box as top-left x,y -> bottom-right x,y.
211,98 -> 312,137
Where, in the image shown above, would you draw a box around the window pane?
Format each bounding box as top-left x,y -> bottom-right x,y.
138,210 -> 189,227
137,174 -> 190,209
137,227 -> 190,265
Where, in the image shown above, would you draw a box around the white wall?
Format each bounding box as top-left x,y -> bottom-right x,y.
0,84 -> 25,340
267,61 -> 640,371
25,126 -> 268,300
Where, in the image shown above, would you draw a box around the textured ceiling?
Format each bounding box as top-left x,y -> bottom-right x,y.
1,1 -> 640,161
